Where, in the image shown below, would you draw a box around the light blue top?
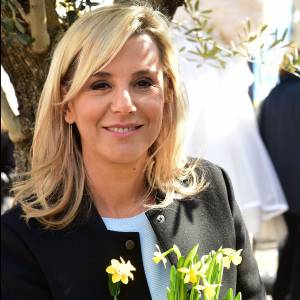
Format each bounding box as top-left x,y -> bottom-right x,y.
102,212 -> 170,300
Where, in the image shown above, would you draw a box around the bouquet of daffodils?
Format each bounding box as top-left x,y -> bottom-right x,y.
153,244 -> 242,300
106,244 -> 242,300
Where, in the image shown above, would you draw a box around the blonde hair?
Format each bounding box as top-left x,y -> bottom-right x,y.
14,3 -> 206,229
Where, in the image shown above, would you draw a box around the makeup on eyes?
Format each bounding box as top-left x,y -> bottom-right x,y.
88,76 -> 159,91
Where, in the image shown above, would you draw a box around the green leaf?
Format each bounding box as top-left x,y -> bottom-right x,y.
14,19 -> 25,34
177,256 -> 185,272
107,274 -> 120,297
179,280 -> 187,300
186,0 -> 193,12
66,10 -> 78,25
268,39 -> 282,50
7,1 -> 16,19
281,28 -> 288,41
179,46 -> 186,53
235,292 -> 242,300
186,37 -> 200,43
207,27 -> 213,34
273,29 -> 279,39
222,288 -> 233,300
7,34 -> 14,47
214,253 -> 224,299
16,32 -> 34,45
170,265 -> 177,291
86,0 -> 100,6
173,244 -> 182,261
205,253 -> 218,282
194,0 -> 200,11
260,24 -> 268,34
201,9 -> 213,14
190,287 -> 200,300
247,35 -> 257,43
185,27 -> 202,35
79,4 -> 86,11
246,20 -> 251,33
281,41 -> 294,48
167,287 -> 174,300
183,244 -> 199,268
1,18 -> 15,33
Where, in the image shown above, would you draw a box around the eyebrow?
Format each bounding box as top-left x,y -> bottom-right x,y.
91,69 -> 159,78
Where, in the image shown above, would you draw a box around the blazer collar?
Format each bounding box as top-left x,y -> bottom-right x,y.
75,188 -> 183,267
74,188 -> 167,233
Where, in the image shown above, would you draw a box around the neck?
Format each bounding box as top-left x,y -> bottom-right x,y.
84,154 -> 151,218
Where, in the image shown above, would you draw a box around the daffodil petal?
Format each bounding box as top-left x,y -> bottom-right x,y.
193,261 -> 202,270
178,267 -> 189,273
153,256 -> 161,264
223,257 -> 231,269
196,284 -> 205,291
106,266 -> 116,274
111,259 -> 120,267
204,286 -> 216,298
121,275 -> 128,284
112,273 -> 121,283
120,257 -> 125,264
126,261 -> 136,271
232,256 -> 242,265
190,274 -> 198,284
184,275 -> 190,284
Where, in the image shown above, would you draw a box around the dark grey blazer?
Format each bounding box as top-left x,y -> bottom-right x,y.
1,161 -> 265,299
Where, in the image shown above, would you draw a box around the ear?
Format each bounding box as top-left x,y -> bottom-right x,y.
64,102 -> 75,124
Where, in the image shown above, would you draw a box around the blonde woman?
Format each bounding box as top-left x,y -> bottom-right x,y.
1,3 -> 265,300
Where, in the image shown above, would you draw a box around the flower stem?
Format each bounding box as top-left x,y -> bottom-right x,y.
114,296 -> 118,300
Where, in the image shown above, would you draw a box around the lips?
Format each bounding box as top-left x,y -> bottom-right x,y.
103,124 -> 143,133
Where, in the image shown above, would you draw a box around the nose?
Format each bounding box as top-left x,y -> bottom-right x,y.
110,88 -> 137,114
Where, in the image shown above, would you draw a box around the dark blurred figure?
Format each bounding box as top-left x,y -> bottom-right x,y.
258,68 -> 300,300
1,129 -> 15,206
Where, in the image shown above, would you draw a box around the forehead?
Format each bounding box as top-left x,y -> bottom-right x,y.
101,33 -> 162,74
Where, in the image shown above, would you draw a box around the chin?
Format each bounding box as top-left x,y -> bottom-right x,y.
104,150 -> 148,165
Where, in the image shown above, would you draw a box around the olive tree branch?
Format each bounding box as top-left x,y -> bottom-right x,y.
29,0 -> 50,53
10,0 -> 31,24
1,86 -> 25,143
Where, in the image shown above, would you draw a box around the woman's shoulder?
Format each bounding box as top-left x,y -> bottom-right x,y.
190,158 -> 230,195
185,158 -> 235,212
2,204 -> 27,227
1,204 -> 45,241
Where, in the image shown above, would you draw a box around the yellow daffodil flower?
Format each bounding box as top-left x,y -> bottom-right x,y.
178,261 -> 203,284
153,244 -> 168,268
222,249 -> 243,269
196,279 -> 221,299
106,257 -> 136,284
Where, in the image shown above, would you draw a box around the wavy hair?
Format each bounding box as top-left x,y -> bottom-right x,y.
13,3 -> 207,229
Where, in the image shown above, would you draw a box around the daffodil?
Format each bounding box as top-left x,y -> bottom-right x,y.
106,257 -> 136,284
196,279 -> 221,299
222,248 -> 243,269
153,244 -> 168,268
178,261 -> 203,284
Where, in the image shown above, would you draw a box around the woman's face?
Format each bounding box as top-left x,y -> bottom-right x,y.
65,34 -> 165,165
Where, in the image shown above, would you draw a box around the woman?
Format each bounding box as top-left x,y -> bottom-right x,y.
1,3 -> 265,300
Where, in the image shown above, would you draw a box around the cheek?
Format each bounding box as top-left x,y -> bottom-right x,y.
145,99 -> 164,132
73,99 -> 106,125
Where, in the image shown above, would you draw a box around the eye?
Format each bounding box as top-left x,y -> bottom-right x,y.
135,78 -> 154,88
90,81 -> 111,90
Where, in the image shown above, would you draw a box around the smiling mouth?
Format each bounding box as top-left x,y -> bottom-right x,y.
104,125 -> 143,133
